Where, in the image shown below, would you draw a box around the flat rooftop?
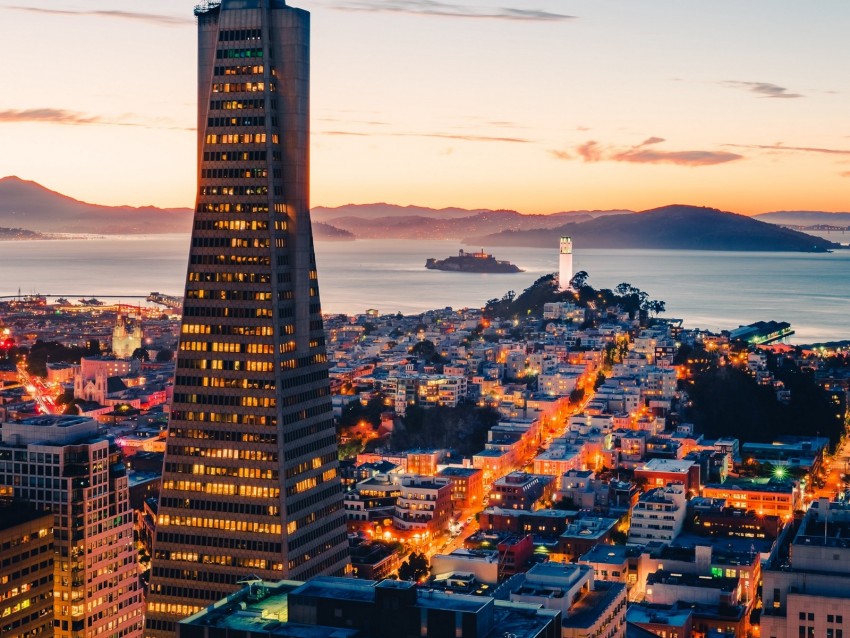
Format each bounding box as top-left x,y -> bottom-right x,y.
638,459 -> 696,473
437,466 -> 481,478
705,477 -> 796,493
13,415 -> 92,428
579,544 -> 640,565
564,581 -> 627,629
0,505 -> 53,532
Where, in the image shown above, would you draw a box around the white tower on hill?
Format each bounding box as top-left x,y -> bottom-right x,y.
559,236 -> 573,291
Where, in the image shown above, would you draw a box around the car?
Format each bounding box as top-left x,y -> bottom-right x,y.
466,516 -> 473,525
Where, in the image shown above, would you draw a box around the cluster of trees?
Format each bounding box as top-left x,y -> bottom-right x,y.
131,347 -> 173,363
681,346 -> 846,445
409,339 -> 447,365
569,273 -> 666,319
398,552 -> 429,581
4,340 -> 102,377
390,404 -> 500,456
482,272 -> 666,324
339,393 -> 387,429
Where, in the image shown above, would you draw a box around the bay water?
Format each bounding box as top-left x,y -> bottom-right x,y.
0,235 -> 847,344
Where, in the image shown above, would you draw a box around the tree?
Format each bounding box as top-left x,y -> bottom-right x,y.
398,552 -> 429,581
569,271 -> 589,290
648,300 -> 666,317
615,282 -> 634,296
131,347 -> 150,362
594,372 -> 606,390
569,388 -> 585,404
409,339 -> 446,365
155,348 -> 173,363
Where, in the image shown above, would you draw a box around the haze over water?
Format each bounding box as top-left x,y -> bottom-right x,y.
0,235 -> 847,344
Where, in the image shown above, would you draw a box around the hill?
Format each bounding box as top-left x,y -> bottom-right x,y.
0,176 -> 351,238
0,176 -> 194,234
313,204 -> 632,240
464,205 -> 837,252
754,211 -> 850,227
313,222 -> 355,241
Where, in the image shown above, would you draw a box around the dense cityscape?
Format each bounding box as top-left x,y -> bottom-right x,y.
2,2 -> 850,638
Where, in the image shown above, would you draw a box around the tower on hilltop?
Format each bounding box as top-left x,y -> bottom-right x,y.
559,236 -> 573,291
145,1 -> 349,636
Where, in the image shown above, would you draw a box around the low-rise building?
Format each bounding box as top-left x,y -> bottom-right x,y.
702,477 -> 802,520
634,459 -> 700,495
510,563 -> 627,638
392,476 -> 453,541
178,577 -> 561,638
491,472 -> 556,510
437,466 -> 484,510
628,483 -> 687,546
555,517 -> 620,562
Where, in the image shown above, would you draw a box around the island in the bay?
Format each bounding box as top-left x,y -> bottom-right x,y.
426,248 -> 523,273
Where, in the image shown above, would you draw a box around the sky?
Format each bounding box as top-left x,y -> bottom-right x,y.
0,0 -> 848,215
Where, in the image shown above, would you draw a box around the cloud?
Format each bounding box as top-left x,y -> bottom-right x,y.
0,108 -> 193,131
576,141 -> 603,162
726,143 -> 850,156
0,109 -> 103,125
553,138 -> 743,167
721,81 -> 804,99
611,149 -> 743,166
322,130 -> 371,136
400,132 -> 530,143
326,0 -> 575,21
318,129 -> 532,143
316,117 -> 389,126
839,171 -> 850,177
3,6 -> 191,26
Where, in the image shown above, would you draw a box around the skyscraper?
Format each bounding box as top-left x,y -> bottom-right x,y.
145,2 -> 349,635
0,416 -> 143,638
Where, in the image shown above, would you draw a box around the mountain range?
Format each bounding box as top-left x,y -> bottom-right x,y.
0,176 -> 843,251
466,205 -> 836,252
0,176 -> 352,240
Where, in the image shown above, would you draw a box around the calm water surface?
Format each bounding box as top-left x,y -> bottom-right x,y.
0,235 -> 847,343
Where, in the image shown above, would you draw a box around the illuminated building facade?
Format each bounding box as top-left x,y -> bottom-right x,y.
0,506 -> 54,638
0,416 -> 143,638
145,1 -> 348,636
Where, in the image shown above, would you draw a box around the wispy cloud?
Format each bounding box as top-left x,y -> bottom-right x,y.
0,109 -> 102,125
3,6 -> 191,26
726,143 -> 850,156
318,129 -> 532,143
721,81 -> 804,99
552,138 -> 743,167
326,0 -> 575,21
316,117 -> 390,126
0,108 -> 193,131
322,130 -> 371,136
399,132 -> 531,143
841,171 -> 850,178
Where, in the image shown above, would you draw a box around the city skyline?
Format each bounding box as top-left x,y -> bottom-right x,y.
0,0 -> 848,216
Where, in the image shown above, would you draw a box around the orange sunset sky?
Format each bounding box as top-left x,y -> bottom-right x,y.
0,0 -> 848,215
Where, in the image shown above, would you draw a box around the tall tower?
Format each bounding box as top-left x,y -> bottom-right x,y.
145,2 -> 349,636
558,236 -> 573,291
